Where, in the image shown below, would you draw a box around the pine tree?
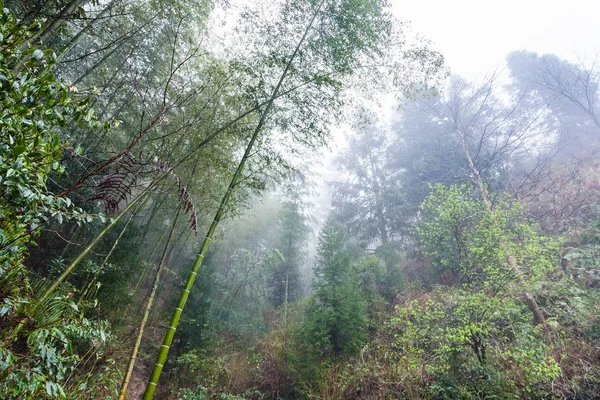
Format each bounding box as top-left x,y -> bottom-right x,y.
305,219 -> 367,356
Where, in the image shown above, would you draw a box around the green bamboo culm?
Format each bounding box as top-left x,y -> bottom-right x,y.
119,204 -> 183,400
142,2 -> 326,397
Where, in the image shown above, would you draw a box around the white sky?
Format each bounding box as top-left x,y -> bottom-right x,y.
315,0 -> 600,217
392,0 -> 600,80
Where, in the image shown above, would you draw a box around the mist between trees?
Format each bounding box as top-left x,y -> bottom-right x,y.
1,0 -> 600,399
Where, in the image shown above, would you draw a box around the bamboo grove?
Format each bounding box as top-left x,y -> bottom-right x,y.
2,0 -> 600,399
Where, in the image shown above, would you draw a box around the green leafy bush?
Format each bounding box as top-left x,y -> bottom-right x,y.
418,184 -> 560,288
386,289 -> 560,398
0,4 -> 95,282
0,6 -> 117,398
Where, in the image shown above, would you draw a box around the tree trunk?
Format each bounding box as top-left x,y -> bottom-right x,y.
284,265 -> 289,325
100,198 -> 142,269
455,128 -> 549,332
283,201 -> 296,325
40,0 -> 86,44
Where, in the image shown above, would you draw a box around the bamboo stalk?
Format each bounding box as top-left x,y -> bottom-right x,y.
119,204 -> 182,400
54,0 -> 120,63
142,3 -> 325,396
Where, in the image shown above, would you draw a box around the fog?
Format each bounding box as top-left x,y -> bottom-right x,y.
6,0 -> 600,398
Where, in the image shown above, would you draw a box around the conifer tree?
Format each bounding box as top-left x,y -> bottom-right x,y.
305,219 -> 367,356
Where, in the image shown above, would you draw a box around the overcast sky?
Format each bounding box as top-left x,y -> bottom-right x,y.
315,0 -> 600,212
392,0 -> 600,80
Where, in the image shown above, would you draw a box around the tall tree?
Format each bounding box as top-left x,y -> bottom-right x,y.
505,51 -> 600,233
0,8 -> 125,396
270,174 -> 311,323
389,99 -> 469,213
507,50 -> 600,136
332,125 -> 408,247
430,76 -> 554,329
304,219 -> 367,356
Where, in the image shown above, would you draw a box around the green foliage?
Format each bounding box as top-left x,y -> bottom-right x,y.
387,289 -> 560,398
172,340 -> 271,400
178,198 -> 287,354
6,1 -> 600,400
564,216 -> 600,278
390,184 -> 565,397
0,7 -> 119,398
304,220 -> 367,357
177,386 -> 266,400
269,197 -> 311,307
332,126 -> 409,247
235,0 -> 443,155
353,255 -> 385,302
0,290 -> 118,399
175,350 -> 228,391
374,244 -> 405,301
419,184 -> 560,288
0,5 -> 95,281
